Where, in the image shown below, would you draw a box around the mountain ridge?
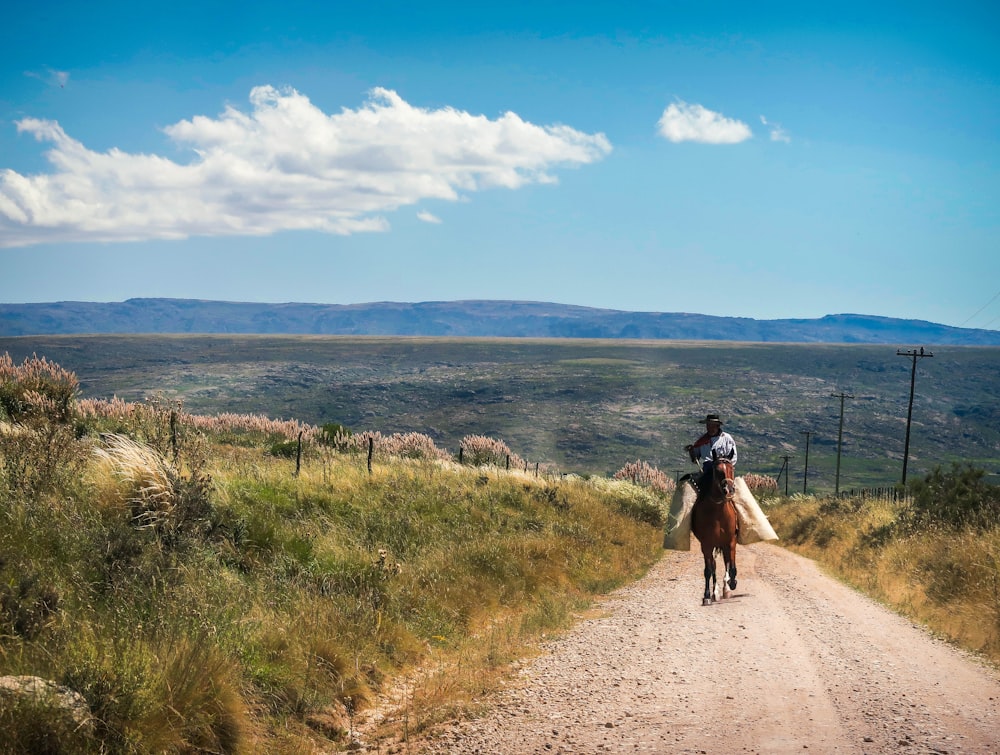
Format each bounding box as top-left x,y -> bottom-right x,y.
2,298 -> 998,345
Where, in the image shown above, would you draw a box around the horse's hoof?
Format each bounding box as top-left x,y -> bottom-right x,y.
702,598 -> 712,606
729,579 -> 737,590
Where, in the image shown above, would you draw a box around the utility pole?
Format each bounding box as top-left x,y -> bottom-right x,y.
776,455 -> 790,496
799,431 -> 812,494
830,392 -> 854,495
896,348 -> 933,486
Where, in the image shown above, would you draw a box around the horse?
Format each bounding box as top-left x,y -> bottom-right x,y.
690,451 -> 738,606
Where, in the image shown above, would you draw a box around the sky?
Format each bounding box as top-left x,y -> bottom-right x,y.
2,1 -> 999,329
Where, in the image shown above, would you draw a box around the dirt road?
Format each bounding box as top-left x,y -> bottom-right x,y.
416,544 -> 1000,754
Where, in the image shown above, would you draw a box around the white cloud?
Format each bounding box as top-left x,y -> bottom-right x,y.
417,210 -> 442,224
657,101 -> 752,144
760,115 -> 791,143
0,86 -> 612,248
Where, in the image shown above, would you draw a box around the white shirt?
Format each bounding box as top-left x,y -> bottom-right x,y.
694,431 -> 738,467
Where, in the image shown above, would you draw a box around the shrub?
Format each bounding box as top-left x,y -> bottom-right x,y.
0,353 -> 79,425
589,477 -> 666,527
78,397 -> 318,446
0,561 -> 61,642
612,460 -> 675,494
743,472 -> 779,501
459,435 -> 524,469
268,438 -> 301,459
905,463 -> 1000,531
319,422 -> 352,449
0,354 -> 86,496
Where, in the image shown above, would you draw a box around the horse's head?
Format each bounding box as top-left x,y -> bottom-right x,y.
712,451 -> 736,500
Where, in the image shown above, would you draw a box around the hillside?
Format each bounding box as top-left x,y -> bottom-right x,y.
2,335 -> 998,489
0,355 -> 665,753
2,298 -> 999,345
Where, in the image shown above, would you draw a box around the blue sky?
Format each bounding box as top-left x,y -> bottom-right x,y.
2,1 -> 998,329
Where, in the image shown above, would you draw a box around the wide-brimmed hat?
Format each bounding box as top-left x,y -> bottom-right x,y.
703,414 -> 723,425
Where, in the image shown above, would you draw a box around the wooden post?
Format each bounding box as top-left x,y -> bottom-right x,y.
830,392 -> 854,495
897,348 -> 933,485
169,410 -> 178,463
367,436 -> 374,475
295,431 -> 303,477
799,431 -> 811,494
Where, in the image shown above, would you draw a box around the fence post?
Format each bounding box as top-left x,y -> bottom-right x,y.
367,436 -> 374,474
169,410 -> 178,463
295,431 -> 303,477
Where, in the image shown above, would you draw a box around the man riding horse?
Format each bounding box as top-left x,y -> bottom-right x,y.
684,413 -> 737,497
664,413 -> 777,602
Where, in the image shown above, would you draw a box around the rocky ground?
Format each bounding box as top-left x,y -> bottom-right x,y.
399,544 -> 1000,754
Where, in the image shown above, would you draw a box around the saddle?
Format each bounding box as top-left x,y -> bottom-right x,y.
677,472 -> 702,495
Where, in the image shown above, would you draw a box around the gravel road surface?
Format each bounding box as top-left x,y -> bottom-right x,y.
414,543 -> 1000,754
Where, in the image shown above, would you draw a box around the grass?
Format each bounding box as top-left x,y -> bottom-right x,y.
0,356 -> 666,752
3,349 -> 1000,751
767,491 -> 1000,664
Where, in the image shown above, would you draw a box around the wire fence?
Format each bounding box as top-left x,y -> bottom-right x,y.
837,486 -> 912,505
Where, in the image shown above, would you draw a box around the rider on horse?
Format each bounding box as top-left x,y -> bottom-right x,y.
683,413 -> 738,497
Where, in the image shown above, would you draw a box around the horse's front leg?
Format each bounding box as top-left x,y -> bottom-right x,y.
702,549 -> 716,606
722,543 -> 738,598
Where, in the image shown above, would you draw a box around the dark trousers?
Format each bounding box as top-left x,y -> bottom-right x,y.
697,460 -> 714,491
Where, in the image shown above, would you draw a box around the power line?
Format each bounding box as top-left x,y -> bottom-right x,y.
960,288 -> 1000,327
983,311 -> 1000,330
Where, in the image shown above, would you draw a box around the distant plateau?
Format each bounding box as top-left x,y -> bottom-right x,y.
2,298 -> 998,345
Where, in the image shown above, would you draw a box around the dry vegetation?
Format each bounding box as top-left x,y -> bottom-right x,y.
2,351 -> 998,753
0,354 -> 666,753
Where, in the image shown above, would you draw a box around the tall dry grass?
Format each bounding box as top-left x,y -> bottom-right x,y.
613,459 -> 676,494
0,354 -> 666,753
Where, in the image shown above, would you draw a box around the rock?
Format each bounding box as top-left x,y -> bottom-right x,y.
305,704 -> 350,740
0,675 -> 94,734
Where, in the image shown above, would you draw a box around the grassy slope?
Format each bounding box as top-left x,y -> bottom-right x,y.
3,350 -> 998,752
0,399 -> 665,753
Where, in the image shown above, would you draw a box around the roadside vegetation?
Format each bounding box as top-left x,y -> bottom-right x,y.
0,354 -> 665,753
2,351 -> 998,753
766,469 -> 1000,663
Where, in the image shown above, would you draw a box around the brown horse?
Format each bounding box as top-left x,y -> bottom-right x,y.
690,452 -> 738,606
